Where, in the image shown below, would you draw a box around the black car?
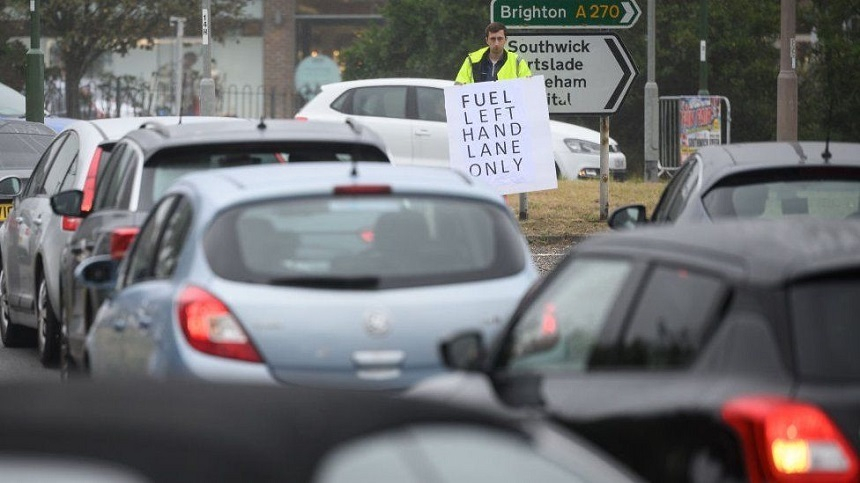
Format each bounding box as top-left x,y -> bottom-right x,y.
608,141 -> 860,229
0,381 -> 641,482
0,120 -> 55,223
427,217 -> 860,483
50,118 -> 391,377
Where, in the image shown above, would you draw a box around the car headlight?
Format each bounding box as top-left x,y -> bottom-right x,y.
564,139 -> 601,154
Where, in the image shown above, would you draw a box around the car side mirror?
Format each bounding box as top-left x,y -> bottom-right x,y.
440,331 -> 486,372
51,190 -> 84,217
74,255 -> 118,290
608,204 -> 647,230
0,176 -> 22,197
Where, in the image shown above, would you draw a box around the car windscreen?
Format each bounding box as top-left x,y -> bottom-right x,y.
140,142 -> 390,209
204,195 -> 526,290
0,133 -> 54,169
702,168 -> 860,220
791,273 -> 860,381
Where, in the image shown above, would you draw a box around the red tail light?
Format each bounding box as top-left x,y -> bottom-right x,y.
62,216 -> 81,232
333,185 -> 391,195
109,227 -> 139,260
722,396 -> 859,482
294,116 -> 308,121
177,286 -> 262,363
540,303 -> 558,336
81,146 -> 105,213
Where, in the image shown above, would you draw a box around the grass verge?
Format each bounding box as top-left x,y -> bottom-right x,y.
509,178 -> 667,250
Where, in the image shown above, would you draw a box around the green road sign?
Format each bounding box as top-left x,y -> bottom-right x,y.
491,0 -> 641,29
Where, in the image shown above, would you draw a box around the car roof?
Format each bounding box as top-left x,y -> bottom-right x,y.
169,162 -> 501,211
58,115 -> 242,142
0,120 -> 56,171
578,217 -> 860,284
119,118 -> 388,156
696,141 -> 860,187
319,77 -> 454,92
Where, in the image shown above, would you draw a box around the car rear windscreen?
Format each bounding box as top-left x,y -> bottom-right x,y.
702,169 -> 860,220
791,274 -> 860,381
140,143 -> 389,208
204,195 -> 526,289
0,133 -> 54,168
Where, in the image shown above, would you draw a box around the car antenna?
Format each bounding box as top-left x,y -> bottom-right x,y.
821,40 -> 833,164
257,115 -> 267,130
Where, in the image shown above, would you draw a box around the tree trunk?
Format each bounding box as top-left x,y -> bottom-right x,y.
64,64 -> 84,119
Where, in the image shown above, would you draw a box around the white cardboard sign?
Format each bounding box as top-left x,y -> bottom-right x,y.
445,76 -> 557,195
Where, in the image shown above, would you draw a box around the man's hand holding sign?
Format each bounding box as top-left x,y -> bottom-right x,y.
445,76 -> 557,196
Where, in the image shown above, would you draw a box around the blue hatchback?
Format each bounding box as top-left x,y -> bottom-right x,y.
80,162 -> 538,389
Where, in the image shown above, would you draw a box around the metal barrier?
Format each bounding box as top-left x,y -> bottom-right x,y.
44,78 -> 295,120
658,95 -> 731,177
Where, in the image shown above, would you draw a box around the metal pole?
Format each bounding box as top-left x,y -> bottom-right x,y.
200,0 -> 217,115
697,0 -> 709,96
170,17 -> 186,116
776,0 -> 797,141
599,116 -> 610,221
643,0 -> 659,181
518,193 -> 528,221
25,0 -> 44,123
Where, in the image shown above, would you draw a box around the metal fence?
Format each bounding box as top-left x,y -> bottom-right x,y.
658,95 -> 731,177
46,78 -> 296,120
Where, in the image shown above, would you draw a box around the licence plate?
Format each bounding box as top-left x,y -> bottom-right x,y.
0,203 -> 11,222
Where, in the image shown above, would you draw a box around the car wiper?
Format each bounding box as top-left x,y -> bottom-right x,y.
266,276 -> 380,289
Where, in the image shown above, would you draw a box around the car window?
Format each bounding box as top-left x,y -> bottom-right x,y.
791,274 -> 860,381
122,196 -> 178,287
416,87 -> 446,122
651,157 -> 698,222
204,196 -> 526,290
505,258 -> 633,373
95,145 -> 137,211
153,197 -> 193,279
703,171 -> 860,220
92,143 -> 129,211
23,133 -> 67,197
138,143 -> 387,210
349,87 -> 407,119
616,265 -> 727,369
41,131 -> 79,196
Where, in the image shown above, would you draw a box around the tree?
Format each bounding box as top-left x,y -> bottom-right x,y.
9,0 -> 249,118
799,0 -> 860,141
340,0 -> 488,81
0,0 -> 27,91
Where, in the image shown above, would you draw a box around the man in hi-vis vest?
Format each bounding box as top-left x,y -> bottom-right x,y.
455,22 -> 532,84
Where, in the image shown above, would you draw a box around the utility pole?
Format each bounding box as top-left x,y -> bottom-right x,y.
25,0 -> 44,123
697,0 -> 709,95
199,0 -> 217,115
170,16 -> 186,116
643,0 -> 659,181
776,0 -> 797,140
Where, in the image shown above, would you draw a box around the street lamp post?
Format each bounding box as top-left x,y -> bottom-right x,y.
776,0 -> 797,141
643,0 -> 659,182
25,0 -> 44,123
170,16 -> 186,116
698,0 -> 709,96
199,0 -> 217,115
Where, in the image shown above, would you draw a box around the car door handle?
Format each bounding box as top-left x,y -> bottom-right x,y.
15,216 -> 23,223
33,215 -> 42,226
70,242 -> 94,256
414,129 -> 432,137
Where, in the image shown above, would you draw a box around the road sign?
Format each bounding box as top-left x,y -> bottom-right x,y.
507,33 -> 638,114
491,0 -> 641,29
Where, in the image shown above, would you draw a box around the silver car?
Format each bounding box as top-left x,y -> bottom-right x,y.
0,116 -> 236,365
80,162 -> 538,389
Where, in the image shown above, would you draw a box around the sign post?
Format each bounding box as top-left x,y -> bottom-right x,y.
491,0 -> 641,29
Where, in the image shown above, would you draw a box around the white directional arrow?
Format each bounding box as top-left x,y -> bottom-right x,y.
621,2 -> 635,24
507,33 -> 639,115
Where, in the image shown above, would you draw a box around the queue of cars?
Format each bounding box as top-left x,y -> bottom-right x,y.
0,104 -> 858,483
